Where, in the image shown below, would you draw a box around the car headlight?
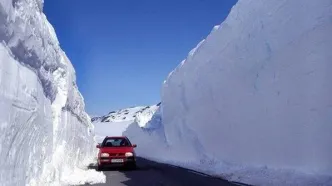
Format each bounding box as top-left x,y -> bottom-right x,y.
125,152 -> 134,157
100,153 -> 109,157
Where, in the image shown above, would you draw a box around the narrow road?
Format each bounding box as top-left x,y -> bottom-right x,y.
85,157 -> 248,186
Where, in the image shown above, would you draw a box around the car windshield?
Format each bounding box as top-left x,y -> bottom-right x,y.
103,138 -> 131,147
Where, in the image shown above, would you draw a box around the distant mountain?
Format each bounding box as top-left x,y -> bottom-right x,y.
91,102 -> 161,123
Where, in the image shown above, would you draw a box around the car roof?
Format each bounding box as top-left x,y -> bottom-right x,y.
105,136 -> 127,139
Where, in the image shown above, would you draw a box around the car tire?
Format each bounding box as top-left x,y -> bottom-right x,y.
126,163 -> 136,170
97,164 -> 103,171
130,163 -> 137,170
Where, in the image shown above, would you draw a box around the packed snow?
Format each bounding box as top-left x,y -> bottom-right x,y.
60,167 -> 106,186
121,0 -> 332,185
0,0 -> 105,185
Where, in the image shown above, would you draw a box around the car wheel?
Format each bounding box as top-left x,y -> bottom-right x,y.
128,163 -> 136,170
97,164 -> 103,171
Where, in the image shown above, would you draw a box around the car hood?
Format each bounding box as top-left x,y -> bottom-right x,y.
100,147 -> 134,153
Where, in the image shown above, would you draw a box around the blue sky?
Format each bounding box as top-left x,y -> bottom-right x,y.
44,0 -> 237,115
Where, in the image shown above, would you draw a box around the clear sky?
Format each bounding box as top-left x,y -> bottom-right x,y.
44,0 -> 237,115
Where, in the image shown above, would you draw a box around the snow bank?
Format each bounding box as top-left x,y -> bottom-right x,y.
60,168 -> 106,186
124,0 -> 332,185
0,0 -> 104,185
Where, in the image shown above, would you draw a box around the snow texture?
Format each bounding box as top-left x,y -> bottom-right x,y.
134,104 -> 160,128
0,0 -> 104,185
60,167 -> 106,186
123,0 -> 332,185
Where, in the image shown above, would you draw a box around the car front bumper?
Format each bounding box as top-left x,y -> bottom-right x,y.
98,156 -> 136,167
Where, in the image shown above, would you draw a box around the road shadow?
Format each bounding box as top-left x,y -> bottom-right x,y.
87,162 -> 137,172
86,157 -> 250,186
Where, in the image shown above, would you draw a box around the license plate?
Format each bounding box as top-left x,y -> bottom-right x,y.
111,159 -> 124,163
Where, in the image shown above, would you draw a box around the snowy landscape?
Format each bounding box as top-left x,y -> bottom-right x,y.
93,0 -> 332,185
92,104 -> 160,143
0,0 -> 331,185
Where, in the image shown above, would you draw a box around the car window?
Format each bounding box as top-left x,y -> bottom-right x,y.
102,138 -> 131,147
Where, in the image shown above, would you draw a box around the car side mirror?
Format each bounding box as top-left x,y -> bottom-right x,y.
96,144 -> 101,148
132,144 -> 137,148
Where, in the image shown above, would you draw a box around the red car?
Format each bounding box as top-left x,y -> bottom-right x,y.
96,136 -> 137,170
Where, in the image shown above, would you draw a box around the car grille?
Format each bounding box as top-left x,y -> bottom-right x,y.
109,153 -> 125,157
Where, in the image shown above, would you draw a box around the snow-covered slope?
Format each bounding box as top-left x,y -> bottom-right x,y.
92,106 -> 146,123
93,104 -> 160,142
92,103 -> 160,124
0,0 -> 104,185
124,0 -> 332,185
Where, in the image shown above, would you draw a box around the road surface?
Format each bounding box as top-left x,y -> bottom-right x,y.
84,157 -> 249,186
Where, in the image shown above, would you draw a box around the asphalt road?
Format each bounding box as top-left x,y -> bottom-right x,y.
85,157 -> 249,186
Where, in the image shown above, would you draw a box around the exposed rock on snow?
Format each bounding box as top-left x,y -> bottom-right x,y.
92,104 -> 160,143
92,103 -> 160,124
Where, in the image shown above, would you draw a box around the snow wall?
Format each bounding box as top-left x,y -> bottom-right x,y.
0,0 -> 102,185
124,0 -> 332,185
